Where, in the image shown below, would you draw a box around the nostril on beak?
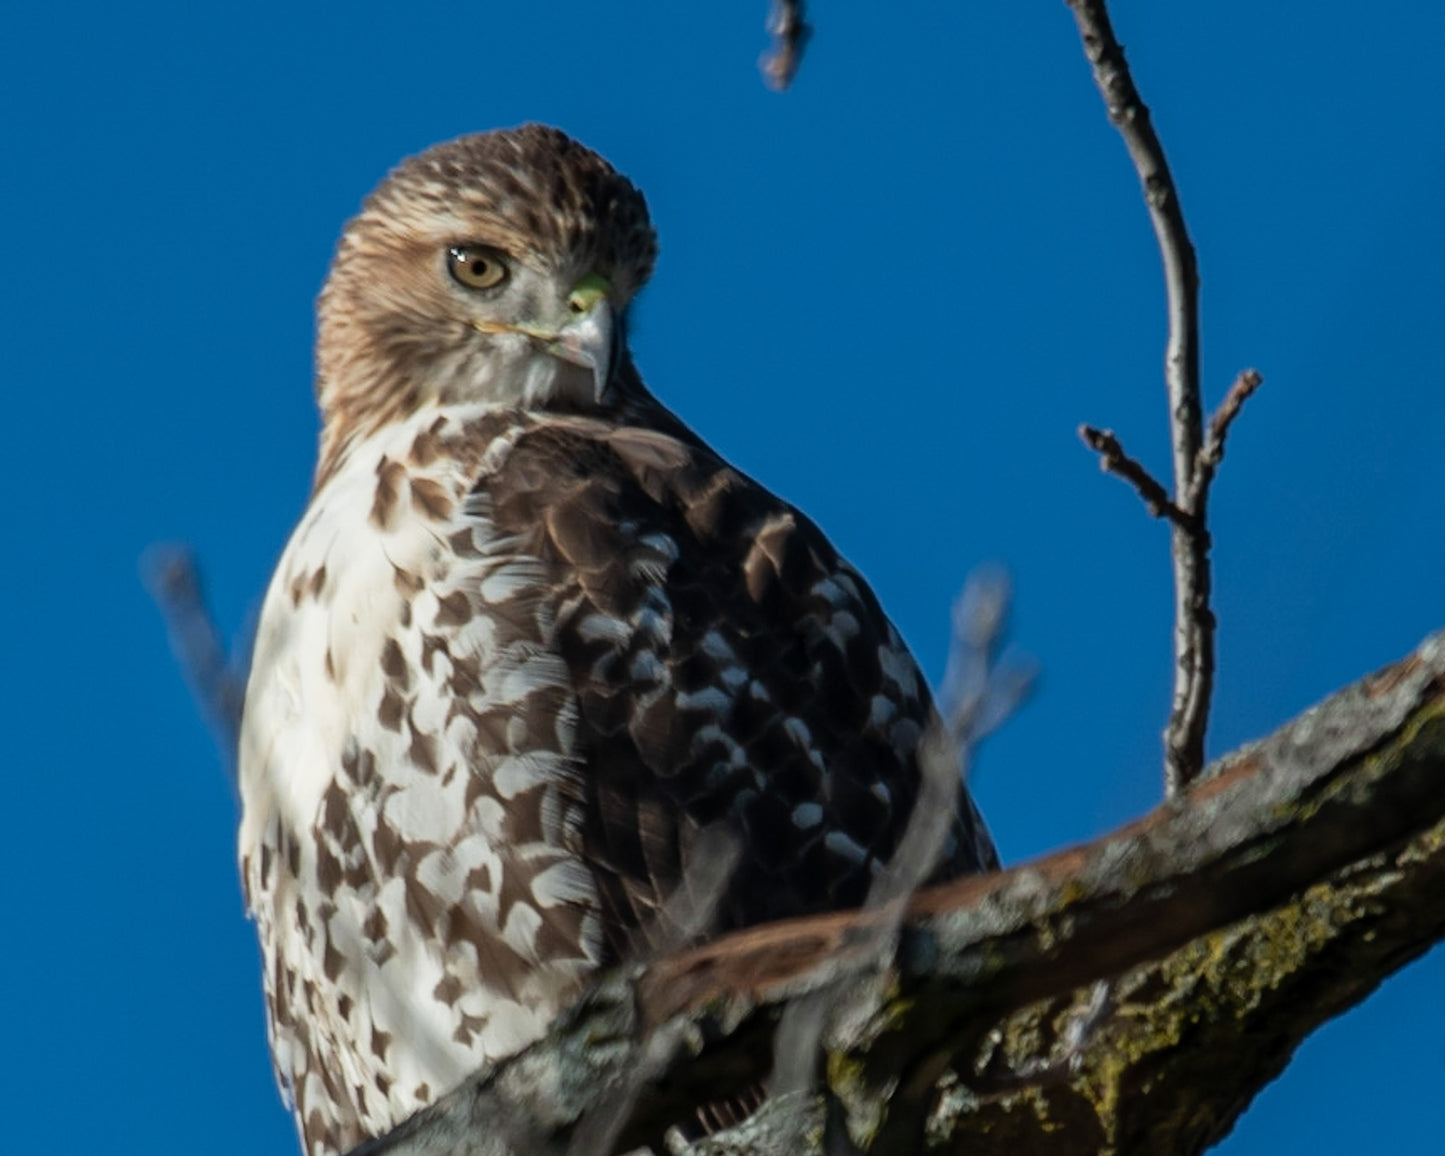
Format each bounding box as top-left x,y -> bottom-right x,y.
566,273 -> 613,319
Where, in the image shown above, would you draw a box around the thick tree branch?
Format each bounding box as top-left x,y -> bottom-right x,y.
351,629 -> 1445,1156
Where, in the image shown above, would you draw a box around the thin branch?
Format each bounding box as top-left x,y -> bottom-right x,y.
760,0 -> 811,91
1066,0 -> 1201,480
1066,0 -> 1230,795
140,543 -> 247,780
1078,425 -> 1190,525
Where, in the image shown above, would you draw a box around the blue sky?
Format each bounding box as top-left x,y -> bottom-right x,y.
3,1 -> 1443,1151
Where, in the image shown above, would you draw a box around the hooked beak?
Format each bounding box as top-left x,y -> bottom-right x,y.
471,273 -> 617,403
552,275 -> 616,402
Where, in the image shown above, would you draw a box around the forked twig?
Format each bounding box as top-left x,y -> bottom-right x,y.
1067,0 -> 1262,794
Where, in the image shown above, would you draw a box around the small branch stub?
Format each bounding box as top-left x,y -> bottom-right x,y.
1197,368 -> 1263,484
1078,425 -> 1189,525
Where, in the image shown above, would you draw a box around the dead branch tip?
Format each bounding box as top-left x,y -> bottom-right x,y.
760,0 -> 811,91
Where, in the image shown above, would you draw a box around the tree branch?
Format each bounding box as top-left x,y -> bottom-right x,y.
140,543 -> 247,781
1067,0 -> 1258,796
1196,368 -> 1263,485
350,628 -> 1445,1155
1078,425 -> 1190,525
759,1 -> 810,91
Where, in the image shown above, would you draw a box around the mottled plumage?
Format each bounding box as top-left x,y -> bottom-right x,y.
239,124 -> 996,1156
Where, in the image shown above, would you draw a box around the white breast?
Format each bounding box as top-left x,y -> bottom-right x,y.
238,404 -> 602,1156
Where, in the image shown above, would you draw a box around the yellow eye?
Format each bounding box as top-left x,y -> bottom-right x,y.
447,245 -> 509,290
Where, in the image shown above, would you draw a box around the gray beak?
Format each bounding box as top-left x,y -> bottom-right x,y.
551,298 -> 616,402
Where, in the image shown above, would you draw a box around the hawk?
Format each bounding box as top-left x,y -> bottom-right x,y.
238,124 -> 997,1156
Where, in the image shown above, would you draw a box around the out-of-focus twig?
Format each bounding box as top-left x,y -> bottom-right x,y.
569,826 -> 741,1156
760,0 -> 811,91
141,543 -> 248,782
769,568 -> 1034,1104
1067,0 -> 1262,795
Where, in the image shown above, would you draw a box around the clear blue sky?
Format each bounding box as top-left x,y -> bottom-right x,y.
3,1 -> 1443,1151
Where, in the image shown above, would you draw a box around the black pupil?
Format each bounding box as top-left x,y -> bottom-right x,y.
451,248 -> 497,285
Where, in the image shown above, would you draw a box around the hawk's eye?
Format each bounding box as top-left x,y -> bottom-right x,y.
447,245 -> 509,290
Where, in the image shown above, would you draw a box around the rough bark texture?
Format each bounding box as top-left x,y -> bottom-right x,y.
352,629 -> 1445,1156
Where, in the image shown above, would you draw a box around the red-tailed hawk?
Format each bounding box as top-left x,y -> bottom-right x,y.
238,124 -> 997,1156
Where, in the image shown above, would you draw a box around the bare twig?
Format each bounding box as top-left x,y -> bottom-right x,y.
1197,368 -> 1263,483
1078,425 -> 1190,525
1067,0 -> 1263,795
643,826 -> 744,960
760,0 -> 811,91
570,827 -> 741,1156
140,543 -> 248,780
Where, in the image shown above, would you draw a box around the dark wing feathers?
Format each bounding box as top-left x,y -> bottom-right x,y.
478,407 -> 995,958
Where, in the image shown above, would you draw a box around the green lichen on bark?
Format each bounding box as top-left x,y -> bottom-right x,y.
915,697 -> 1445,1155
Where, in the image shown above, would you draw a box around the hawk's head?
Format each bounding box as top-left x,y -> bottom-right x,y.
315,124 -> 657,471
